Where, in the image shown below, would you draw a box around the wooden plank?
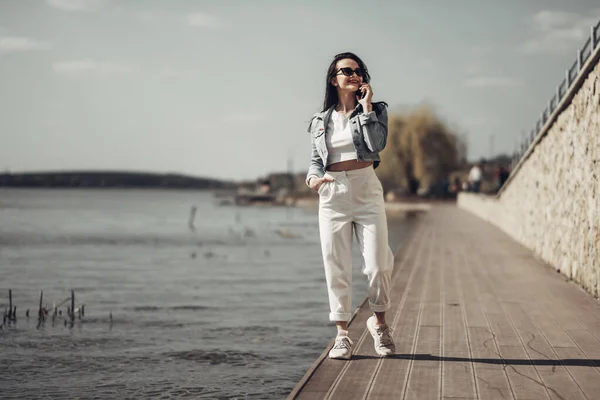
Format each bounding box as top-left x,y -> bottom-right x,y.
442,305 -> 470,357
405,365 -> 441,400
442,258 -> 460,306
536,368 -> 588,400
414,304 -> 440,362
578,319 -> 600,343
365,360 -> 411,400
443,306 -> 476,398
442,363 -> 477,399
441,398 -> 477,400
448,243 -> 480,400
367,226 -> 432,399
405,326 -> 441,399
457,250 -> 487,329
553,346 -> 600,399
294,393 -> 325,400
457,212 -> 516,400
529,313 -> 576,348
565,329 -> 600,366
467,327 -> 514,400
458,250 -> 493,329
486,312 -> 522,348
470,241 -> 552,400
501,302 -> 587,400
367,301 -> 424,398
474,367 -> 515,400
498,345 -> 550,399
421,302 -> 442,327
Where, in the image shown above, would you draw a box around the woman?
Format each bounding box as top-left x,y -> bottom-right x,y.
306,52 -> 395,359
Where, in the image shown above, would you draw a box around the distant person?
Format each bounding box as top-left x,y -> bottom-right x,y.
468,163 -> 482,193
305,52 -> 395,360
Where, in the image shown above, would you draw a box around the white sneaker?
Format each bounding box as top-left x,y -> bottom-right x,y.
367,316 -> 395,356
328,331 -> 353,360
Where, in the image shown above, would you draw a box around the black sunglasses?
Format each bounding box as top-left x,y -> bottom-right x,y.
336,67 -> 365,78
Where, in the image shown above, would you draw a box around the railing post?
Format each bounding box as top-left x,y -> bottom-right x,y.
549,99 -> 552,114
557,85 -> 561,102
577,49 -> 582,71
592,25 -> 597,49
566,69 -> 570,87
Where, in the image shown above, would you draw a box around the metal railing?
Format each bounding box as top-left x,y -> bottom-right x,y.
510,19 -> 600,171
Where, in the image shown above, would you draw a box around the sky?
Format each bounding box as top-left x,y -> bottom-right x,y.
1,0 -> 599,181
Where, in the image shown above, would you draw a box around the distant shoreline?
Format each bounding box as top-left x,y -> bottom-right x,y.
0,171 -> 235,190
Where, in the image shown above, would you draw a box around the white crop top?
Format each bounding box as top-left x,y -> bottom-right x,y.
325,110 -> 357,166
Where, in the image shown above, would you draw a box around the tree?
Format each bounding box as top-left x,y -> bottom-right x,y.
376,104 -> 466,194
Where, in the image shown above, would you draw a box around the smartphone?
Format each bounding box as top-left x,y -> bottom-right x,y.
356,89 -> 365,99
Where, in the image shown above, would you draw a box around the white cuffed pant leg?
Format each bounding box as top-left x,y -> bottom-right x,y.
318,166 -> 394,322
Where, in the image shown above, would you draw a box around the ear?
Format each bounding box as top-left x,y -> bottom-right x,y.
330,77 -> 338,87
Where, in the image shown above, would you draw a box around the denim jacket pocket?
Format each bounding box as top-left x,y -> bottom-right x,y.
313,127 -> 325,139
312,118 -> 325,137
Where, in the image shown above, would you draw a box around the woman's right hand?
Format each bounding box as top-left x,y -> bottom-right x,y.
309,175 -> 334,192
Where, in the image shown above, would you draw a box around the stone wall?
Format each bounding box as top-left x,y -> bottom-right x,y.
458,53 -> 600,298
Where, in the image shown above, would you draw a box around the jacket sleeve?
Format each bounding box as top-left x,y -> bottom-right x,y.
306,118 -> 325,186
358,103 -> 388,153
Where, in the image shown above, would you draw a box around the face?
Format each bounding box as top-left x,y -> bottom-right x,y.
331,58 -> 363,93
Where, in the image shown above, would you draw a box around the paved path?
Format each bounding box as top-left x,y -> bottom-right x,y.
289,204 -> 600,400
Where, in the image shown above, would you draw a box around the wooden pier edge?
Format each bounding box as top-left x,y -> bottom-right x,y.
286,296 -> 369,400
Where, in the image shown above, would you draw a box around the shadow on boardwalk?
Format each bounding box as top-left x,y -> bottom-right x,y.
351,354 -> 600,367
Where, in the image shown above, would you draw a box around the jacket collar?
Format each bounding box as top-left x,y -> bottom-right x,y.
314,103 -> 363,122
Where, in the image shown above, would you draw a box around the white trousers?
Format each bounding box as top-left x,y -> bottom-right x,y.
318,165 -> 394,322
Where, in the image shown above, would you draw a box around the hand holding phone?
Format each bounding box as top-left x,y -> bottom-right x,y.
356,84 -> 373,112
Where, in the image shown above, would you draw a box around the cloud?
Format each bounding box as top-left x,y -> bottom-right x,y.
47,0 -> 109,11
53,59 -> 133,75
464,76 -> 521,88
186,12 -> 223,28
464,62 -> 521,88
0,36 -> 50,54
520,9 -> 600,54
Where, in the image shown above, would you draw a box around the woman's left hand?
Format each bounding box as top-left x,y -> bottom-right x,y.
357,83 -> 373,113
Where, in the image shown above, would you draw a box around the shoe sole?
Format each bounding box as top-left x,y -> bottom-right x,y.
367,319 -> 395,357
328,353 -> 352,360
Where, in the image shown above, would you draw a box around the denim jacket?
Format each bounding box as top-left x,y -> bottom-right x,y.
306,102 -> 388,186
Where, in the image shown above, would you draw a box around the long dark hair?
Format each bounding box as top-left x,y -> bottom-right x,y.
323,52 -> 387,112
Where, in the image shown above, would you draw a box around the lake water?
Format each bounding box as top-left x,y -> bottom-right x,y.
0,189 -> 411,399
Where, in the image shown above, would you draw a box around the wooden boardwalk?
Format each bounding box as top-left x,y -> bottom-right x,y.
289,204 -> 600,400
